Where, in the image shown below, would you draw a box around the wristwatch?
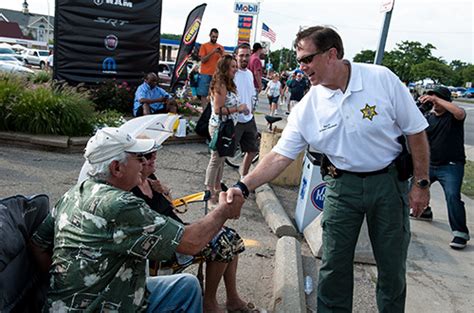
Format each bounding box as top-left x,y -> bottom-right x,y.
233,181 -> 250,199
415,178 -> 430,189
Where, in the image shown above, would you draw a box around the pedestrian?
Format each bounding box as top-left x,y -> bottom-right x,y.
188,64 -> 200,100
286,71 -> 309,113
248,43 -> 265,95
233,43 -> 259,179
198,28 -> 225,108
416,86 -> 470,249
264,73 -> 282,116
227,26 -> 430,312
205,55 -> 249,204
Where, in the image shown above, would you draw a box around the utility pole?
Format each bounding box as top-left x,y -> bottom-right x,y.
374,0 -> 395,65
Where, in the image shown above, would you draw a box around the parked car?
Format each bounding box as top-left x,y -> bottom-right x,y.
22,49 -> 49,69
0,55 -> 24,66
463,88 -> 474,98
0,47 -> 24,63
157,61 -> 192,92
455,87 -> 466,98
0,62 -> 34,75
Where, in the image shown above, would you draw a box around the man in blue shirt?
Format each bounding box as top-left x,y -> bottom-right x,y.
133,73 -> 177,116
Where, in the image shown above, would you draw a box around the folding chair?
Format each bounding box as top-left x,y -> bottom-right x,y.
148,190 -> 212,289
0,194 -> 50,312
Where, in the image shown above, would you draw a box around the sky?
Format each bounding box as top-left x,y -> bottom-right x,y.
1,0 -> 473,63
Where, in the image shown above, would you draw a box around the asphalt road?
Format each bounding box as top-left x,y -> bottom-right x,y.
457,100 -> 474,146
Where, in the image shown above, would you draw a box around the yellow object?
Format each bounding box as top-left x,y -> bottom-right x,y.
172,191 -> 207,207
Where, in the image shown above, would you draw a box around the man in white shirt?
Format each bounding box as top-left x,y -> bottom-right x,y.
233,43 -> 259,178
228,26 -> 430,312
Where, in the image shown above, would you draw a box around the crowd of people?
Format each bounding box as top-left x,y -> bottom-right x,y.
23,25 -> 469,313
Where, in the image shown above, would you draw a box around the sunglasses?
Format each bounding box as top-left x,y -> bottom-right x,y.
297,48 -> 330,65
128,153 -> 147,162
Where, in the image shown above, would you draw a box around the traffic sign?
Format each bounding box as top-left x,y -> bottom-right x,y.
380,0 -> 395,13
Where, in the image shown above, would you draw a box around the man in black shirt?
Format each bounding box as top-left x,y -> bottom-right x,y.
286,71 -> 309,113
417,86 -> 470,249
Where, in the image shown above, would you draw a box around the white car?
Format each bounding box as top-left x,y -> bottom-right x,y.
0,47 -> 24,64
0,62 -> 34,75
0,55 -> 24,66
22,49 -> 49,69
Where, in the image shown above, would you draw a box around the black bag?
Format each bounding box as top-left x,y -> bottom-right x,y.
216,107 -> 236,157
195,102 -> 212,140
395,135 -> 413,181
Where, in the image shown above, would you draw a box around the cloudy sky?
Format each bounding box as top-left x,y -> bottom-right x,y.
2,0 -> 473,63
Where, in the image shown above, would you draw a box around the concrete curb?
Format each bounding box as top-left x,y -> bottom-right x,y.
255,183 -> 298,237
0,131 -> 206,153
272,236 -> 306,313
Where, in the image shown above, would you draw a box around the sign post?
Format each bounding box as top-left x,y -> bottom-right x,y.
374,0 -> 395,65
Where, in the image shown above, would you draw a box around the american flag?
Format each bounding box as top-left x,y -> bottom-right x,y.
262,23 -> 276,43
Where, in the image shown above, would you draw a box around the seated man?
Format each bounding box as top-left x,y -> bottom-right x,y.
133,72 -> 178,116
29,127 -> 244,312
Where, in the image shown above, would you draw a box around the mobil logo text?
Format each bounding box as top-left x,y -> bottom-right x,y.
234,2 -> 260,15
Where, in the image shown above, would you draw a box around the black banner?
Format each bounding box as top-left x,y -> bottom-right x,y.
170,3 -> 207,90
54,0 -> 162,85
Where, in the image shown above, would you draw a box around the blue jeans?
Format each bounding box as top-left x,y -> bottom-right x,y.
197,74 -> 212,97
146,274 -> 202,313
430,163 -> 470,240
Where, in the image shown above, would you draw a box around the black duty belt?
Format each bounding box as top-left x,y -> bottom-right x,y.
320,154 -> 392,179
336,166 -> 390,178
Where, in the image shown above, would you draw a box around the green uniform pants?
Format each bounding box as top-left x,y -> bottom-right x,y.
317,166 -> 410,313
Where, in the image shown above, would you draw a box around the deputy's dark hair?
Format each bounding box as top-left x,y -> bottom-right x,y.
210,28 -> 219,35
294,26 -> 344,59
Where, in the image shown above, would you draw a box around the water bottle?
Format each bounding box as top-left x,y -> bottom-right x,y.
304,275 -> 313,295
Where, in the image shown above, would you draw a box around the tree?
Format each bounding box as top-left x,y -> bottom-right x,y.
353,50 -> 375,63
411,60 -> 453,85
268,48 -> 297,72
381,41 -> 438,83
461,65 -> 474,86
161,33 -> 181,41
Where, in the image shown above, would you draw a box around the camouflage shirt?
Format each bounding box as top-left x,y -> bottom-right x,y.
32,179 -> 185,312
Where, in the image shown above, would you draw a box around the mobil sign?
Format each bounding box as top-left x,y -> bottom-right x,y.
234,2 -> 260,15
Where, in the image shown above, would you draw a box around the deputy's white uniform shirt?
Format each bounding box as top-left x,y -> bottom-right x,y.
234,69 -> 256,123
273,62 -> 428,172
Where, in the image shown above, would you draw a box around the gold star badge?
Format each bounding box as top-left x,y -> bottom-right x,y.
360,104 -> 378,121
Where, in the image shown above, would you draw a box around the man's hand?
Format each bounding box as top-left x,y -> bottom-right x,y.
237,104 -> 250,115
148,178 -> 170,195
218,191 -> 243,219
226,187 -> 244,203
409,186 -> 430,217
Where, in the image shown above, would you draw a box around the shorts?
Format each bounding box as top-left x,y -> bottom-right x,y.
234,118 -> 259,153
134,104 -> 167,117
191,87 -> 198,97
267,95 -> 279,105
197,74 -> 212,97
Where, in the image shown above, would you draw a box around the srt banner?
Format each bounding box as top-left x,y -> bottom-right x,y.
170,3 -> 207,90
54,0 -> 162,85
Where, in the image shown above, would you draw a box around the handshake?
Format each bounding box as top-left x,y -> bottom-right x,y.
214,186 -> 247,220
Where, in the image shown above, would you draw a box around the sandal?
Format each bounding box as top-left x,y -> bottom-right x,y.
227,302 -> 264,313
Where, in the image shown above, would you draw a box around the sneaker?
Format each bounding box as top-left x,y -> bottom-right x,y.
449,237 -> 467,250
285,111 -> 290,115
410,206 -> 433,221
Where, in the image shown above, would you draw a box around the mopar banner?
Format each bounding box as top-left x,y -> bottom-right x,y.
170,3 -> 207,90
54,0 -> 162,85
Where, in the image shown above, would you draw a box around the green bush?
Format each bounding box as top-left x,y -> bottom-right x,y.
90,80 -> 135,114
30,71 -> 52,84
5,85 -> 96,136
0,74 -> 27,130
92,110 -> 126,130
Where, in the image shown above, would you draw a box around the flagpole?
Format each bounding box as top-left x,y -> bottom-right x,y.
253,1 -> 260,44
